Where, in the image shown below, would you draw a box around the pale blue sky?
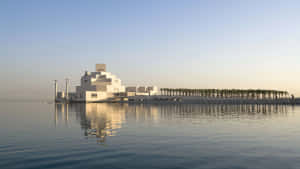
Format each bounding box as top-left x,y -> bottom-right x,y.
1,0 -> 300,100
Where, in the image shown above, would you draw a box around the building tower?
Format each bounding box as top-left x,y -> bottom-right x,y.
96,64 -> 106,72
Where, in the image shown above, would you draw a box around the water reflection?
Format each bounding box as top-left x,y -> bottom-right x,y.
54,103 -> 69,127
55,104 -> 291,142
55,103 -> 127,143
159,104 -> 289,118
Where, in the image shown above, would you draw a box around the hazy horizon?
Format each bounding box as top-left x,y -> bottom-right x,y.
1,0 -> 300,100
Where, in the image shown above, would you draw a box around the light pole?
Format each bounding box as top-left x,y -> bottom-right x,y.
54,80 -> 58,101
65,78 -> 69,101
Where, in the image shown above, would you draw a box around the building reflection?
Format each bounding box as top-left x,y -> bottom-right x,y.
55,103 -> 291,142
55,103 -> 127,143
83,103 -> 126,142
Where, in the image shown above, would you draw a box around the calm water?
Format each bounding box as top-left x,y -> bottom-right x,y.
1,102 -> 300,169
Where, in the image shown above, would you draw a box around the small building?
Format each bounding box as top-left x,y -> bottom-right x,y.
137,86 -> 147,93
125,86 -> 158,96
147,86 -> 158,96
125,86 -> 137,92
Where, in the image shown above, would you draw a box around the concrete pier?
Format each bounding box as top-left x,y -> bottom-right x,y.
125,95 -> 298,105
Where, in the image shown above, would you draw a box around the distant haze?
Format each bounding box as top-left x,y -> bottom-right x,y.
1,0 -> 300,100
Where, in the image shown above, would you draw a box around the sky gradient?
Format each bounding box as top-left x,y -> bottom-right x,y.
1,0 -> 300,100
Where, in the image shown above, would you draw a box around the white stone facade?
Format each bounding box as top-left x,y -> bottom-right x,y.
73,64 -> 125,102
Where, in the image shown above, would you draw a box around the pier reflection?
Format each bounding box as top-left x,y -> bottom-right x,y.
55,103 -> 291,142
159,104 -> 289,117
